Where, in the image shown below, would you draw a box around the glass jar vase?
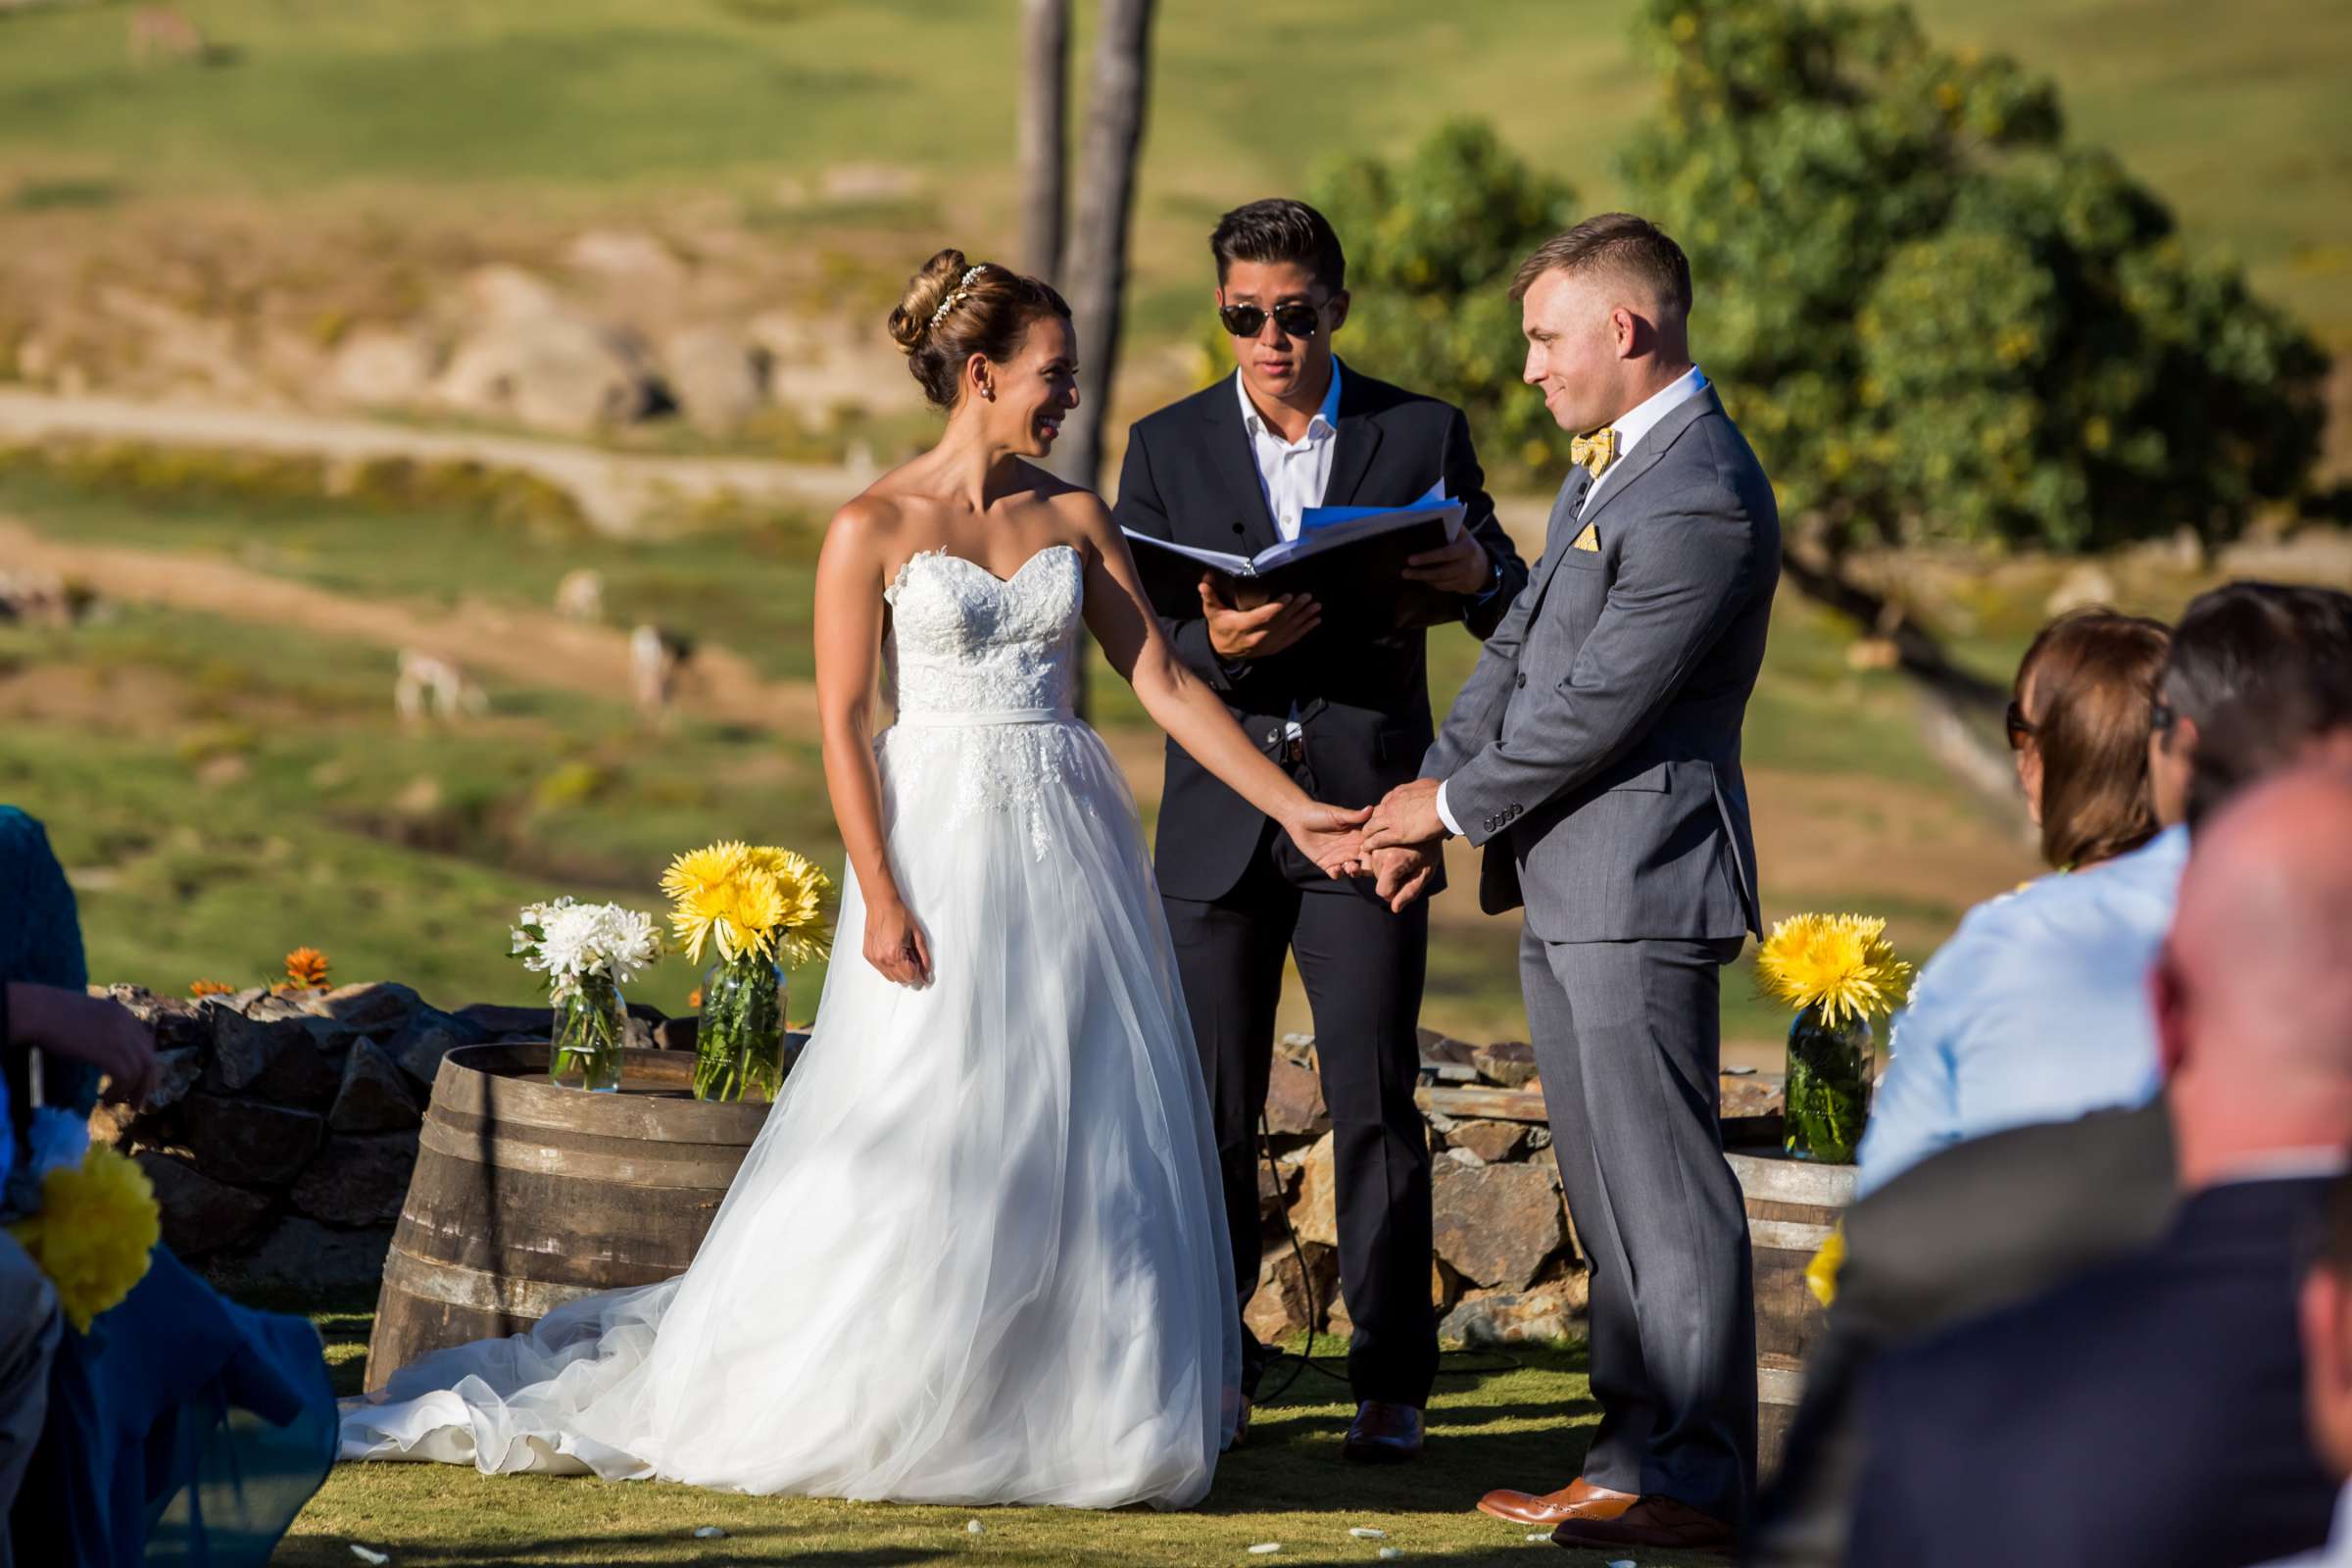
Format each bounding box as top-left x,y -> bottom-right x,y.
1783,1004 -> 1874,1163
695,952 -> 787,1102
549,972 -> 627,1093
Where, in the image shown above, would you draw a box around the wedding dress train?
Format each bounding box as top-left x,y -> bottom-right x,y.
339,544 -> 1241,1508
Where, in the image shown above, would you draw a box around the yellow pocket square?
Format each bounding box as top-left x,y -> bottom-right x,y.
1571,522 -> 1601,553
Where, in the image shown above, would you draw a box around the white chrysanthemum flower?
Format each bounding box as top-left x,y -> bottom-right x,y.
515,897 -> 661,998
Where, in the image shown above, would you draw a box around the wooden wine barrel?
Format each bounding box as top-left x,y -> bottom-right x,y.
365,1042 -> 774,1392
1727,1148 -> 1857,1479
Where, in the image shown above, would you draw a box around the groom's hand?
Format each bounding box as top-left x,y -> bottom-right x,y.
1371,845 -> 1437,913
1364,778 -> 1446,852
1200,577 -> 1319,661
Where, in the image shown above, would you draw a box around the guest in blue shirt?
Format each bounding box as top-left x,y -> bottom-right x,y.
1858,609 -> 2173,1195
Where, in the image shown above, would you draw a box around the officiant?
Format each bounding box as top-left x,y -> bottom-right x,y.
1113,198 -> 1528,1462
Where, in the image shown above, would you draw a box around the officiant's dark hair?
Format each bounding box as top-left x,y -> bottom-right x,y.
888,248 -> 1071,412
1210,200 -> 1347,294
1511,213 -> 1692,319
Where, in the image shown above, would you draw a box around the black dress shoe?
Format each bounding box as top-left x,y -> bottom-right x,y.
1343,1400 -> 1424,1464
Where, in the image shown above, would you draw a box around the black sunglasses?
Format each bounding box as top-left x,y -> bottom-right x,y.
2004,699 -> 2036,752
1217,298 -> 1324,339
2150,698 -> 2179,734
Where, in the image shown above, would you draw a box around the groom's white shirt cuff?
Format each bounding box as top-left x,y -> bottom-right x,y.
1435,780 -> 1462,839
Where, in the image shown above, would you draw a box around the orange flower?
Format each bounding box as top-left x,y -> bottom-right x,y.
686,987 -> 704,1010
282,948 -> 331,989
188,979 -> 235,999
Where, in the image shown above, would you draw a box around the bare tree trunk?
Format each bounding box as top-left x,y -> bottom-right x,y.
1055,0 -> 1155,496
1017,0 -> 1069,282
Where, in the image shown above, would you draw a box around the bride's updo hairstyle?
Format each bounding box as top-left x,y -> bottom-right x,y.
887,247 -> 1072,412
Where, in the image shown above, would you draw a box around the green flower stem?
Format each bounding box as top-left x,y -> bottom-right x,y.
1784,1004 -> 1874,1164
695,950 -> 785,1102
550,971 -> 626,1093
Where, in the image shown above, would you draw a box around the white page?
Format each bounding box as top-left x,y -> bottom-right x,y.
1122,531 -> 1257,576
1250,500 -> 1466,571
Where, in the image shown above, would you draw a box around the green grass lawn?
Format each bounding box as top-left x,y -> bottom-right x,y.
288,1290 -> 1658,1568
0,0 -> 2345,345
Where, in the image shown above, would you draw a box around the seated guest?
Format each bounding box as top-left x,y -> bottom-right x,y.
2261,1174 -> 2352,1567
1752,581 -> 2352,1568
1857,608 -> 2173,1193
0,806 -> 336,1568
1844,761 -> 2352,1568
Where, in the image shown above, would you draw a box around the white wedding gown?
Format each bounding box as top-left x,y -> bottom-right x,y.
340,544 -> 1241,1507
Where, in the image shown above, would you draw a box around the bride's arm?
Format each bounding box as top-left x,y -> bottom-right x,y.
812,501 -> 932,986
1073,501 -> 1367,877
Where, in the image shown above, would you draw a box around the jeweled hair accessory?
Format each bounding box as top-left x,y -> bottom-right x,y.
927,265 -> 989,328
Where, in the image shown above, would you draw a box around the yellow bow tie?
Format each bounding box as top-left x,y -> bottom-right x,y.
1570,426 -> 1620,479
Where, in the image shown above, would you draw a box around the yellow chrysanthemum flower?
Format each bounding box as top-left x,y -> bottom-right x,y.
1756,912 -> 1914,1028
1805,1223 -> 1846,1308
10,1146 -> 161,1333
746,845 -> 836,969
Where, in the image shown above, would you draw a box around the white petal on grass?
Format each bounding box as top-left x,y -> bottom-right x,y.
1349,1528 -> 1389,1540
1526,1533 -> 1551,1543
348,1547 -> 390,1567
966,1520 -> 985,1535
1249,1545 -> 1283,1555
1378,1550 -> 1403,1562
692,1526 -> 727,1540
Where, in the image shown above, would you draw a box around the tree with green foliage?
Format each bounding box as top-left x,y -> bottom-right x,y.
1319,0 -> 2328,556
1306,122 -> 1580,486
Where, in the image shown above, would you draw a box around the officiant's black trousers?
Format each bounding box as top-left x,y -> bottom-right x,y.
1161,822 -> 1437,1408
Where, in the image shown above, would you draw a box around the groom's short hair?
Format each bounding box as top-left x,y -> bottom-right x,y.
1511,213 -> 1692,320
1211,199 -> 1347,294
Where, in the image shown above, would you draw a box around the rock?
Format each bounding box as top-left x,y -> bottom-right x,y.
2045,563 -> 2118,617
1263,1054 -> 1330,1139
1441,1278 -> 1590,1347
454,1002 -> 549,1039
563,229 -> 691,294
435,313 -> 663,435
136,1151 -> 275,1257
1288,1132 -> 1339,1248
328,1040 -> 422,1133
1417,1028 -> 1480,1083
384,1005 -> 491,1088
1471,1039 -> 1541,1090
181,1095 -> 325,1186
1720,1071 -> 1784,1121
149,1046 -> 205,1113
460,264 -> 563,324
329,325 -> 435,409
1243,1242 -> 1339,1343
290,1130 -> 418,1229
1448,1119 -> 1533,1165
242,991 -> 315,1023
1275,1033 -> 1317,1070
1433,1258 -> 1464,1313
304,982 -> 423,1035
246,1028 -> 351,1113
1445,1143 -> 1488,1170
210,1217 -> 391,1295
1257,1156 -> 1300,1226
197,1003 -> 314,1095
661,323 -> 765,437
1431,1162 -> 1566,1292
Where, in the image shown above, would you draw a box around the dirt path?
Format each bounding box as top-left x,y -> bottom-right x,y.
0,387 -> 867,536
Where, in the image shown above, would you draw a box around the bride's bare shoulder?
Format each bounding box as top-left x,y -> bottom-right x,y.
821,489 -> 909,572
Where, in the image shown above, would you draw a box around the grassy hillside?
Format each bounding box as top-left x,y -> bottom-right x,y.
1,0 -> 2345,343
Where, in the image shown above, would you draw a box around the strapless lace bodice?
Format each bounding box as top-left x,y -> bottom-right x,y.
884,545 -> 1082,720
881,545 -> 1118,858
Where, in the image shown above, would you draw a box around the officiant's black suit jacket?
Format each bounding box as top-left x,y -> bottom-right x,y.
1113,368 -> 1528,901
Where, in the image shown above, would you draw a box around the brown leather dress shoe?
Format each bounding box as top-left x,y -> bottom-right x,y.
1476,1476 -> 1638,1527
1342,1400 -> 1424,1464
1550,1494 -> 1736,1554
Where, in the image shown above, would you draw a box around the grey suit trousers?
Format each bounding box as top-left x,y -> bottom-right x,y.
0,1232 -> 60,1568
1521,929 -> 1756,1525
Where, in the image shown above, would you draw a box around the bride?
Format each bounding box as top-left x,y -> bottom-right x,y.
338,249 -> 1372,1509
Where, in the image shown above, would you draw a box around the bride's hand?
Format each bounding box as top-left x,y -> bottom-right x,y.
863,895 -> 934,988
1284,802 -> 1373,881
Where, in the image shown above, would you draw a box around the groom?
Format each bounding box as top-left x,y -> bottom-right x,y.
1114,198 -> 1529,1462
1366,214 -> 1778,1549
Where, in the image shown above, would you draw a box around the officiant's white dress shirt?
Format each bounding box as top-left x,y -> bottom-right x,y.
1232,363 -> 1343,746
1433,366 -> 1709,840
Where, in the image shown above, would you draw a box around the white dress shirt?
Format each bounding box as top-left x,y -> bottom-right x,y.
1433,366 -> 1709,838
1234,363 -> 1343,744
2257,1481 -> 2352,1567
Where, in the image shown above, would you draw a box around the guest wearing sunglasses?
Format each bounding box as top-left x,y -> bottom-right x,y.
1856,607 -> 2174,1195
1111,198 -> 1528,1462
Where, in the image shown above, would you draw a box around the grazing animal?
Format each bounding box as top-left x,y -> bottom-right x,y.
554,568 -> 606,623
629,624 -> 694,720
394,650 -> 488,723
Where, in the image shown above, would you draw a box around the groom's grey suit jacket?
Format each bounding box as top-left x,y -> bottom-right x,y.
1423,384 -> 1778,944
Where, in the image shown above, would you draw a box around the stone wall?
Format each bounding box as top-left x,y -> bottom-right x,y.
92,983 -> 1779,1345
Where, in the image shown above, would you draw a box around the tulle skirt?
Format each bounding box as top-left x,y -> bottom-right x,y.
339,714 -> 1241,1508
